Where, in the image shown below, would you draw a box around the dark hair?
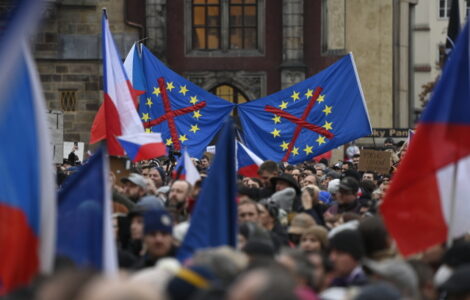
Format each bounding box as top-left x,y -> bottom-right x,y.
358,216 -> 390,257
258,160 -> 279,174
285,165 -> 294,172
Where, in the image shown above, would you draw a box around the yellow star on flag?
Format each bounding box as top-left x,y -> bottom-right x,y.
190,124 -> 200,133
166,81 -> 175,91
179,85 -> 189,95
271,128 -> 281,138
317,94 -> 325,103
179,134 -> 188,143
166,138 -> 173,146
141,113 -> 150,122
272,115 -> 281,124
190,96 -> 199,105
152,87 -> 161,96
291,91 -> 300,101
145,128 -> 152,133
305,89 -> 313,99
280,141 -> 289,151
322,105 -> 332,115
193,110 -> 202,119
322,121 -> 333,130
303,145 -> 313,155
316,136 -> 326,145
279,101 -> 288,110
292,147 -> 299,156
145,97 -> 153,107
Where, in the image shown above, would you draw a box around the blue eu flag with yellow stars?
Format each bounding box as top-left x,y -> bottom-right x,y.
138,45 -> 234,158
238,54 -> 372,164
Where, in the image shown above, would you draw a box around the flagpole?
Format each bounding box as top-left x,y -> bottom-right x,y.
446,159 -> 459,247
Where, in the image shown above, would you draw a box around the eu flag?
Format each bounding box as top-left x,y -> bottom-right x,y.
139,45 -> 235,158
238,54 -> 372,164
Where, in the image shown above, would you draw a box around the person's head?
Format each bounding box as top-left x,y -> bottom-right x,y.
143,209 -> 174,259
336,176 -> 359,204
341,161 -> 353,173
300,185 -> 320,210
200,155 -> 210,169
168,180 -> 192,208
288,213 -> 316,245
277,248 -> 316,290
299,225 -> 328,253
300,174 -> 318,188
141,165 -> 150,178
291,168 -> 301,183
148,167 -> 164,188
362,171 -> 376,182
257,160 -> 280,187
242,177 -> 262,189
352,154 -> 360,166
238,199 -> 260,224
358,216 -> 392,258
258,201 -> 278,229
270,174 -> 300,195
121,173 -> 148,202
328,229 -> 365,278
130,214 -> 144,240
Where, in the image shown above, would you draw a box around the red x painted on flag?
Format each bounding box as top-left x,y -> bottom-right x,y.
264,87 -> 334,161
143,77 -> 206,150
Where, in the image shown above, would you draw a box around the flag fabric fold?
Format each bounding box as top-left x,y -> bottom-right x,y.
0,0 -> 56,293
177,118 -> 238,262
173,150 -> 201,186
90,11 -> 144,155
57,148 -> 118,274
238,53 -> 371,164
117,133 -> 167,162
236,141 -> 264,178
381,21 -> 470,256
138,45 -> 235,158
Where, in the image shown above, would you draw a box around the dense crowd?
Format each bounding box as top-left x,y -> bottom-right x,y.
11,139 -> 470,300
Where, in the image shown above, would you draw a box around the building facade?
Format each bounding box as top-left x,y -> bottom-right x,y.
34,0 -> 416,151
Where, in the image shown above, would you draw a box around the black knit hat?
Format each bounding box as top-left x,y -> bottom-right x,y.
329,229 -> 365,260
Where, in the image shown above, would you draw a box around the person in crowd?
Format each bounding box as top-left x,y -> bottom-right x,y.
121,173 -> 148,203
287,213 -> 316,246
325,176 -> 363,217
238,199 -> 261,224
299,185 -> 326,226
166,180 -> 192,223
299,225 -> 329,253
257,160 -> 281,198
133,209 -> 177,270
328,229 -> 368,287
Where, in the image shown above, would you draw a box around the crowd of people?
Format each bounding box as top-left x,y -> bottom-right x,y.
13,139 -> 470,300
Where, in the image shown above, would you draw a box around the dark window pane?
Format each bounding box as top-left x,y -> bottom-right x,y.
193,6 -> 205,25
207,0 -> 219,3
230,6 -> 243,26
230,0 -> 242,3
244,6 -> 256,26
207,28 -> 220,49
207,6 -> 220,26
244,28 -> 256,49
244,0 -> 256,3
230,28 -> 242,49
193,28 -> 206,49
193,0 -> 205,4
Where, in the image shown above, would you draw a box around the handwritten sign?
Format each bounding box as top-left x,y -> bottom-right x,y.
358,149 -> 392,175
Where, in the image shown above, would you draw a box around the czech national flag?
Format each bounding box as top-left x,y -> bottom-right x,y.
173,150 -> 201,186
381,21 -> 470,256
0,1 -> 56,292
117,132 -> 167,162
236,141 -> 263,178
90,10 -> 145,155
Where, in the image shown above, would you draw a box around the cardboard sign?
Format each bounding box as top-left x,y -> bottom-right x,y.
358,149 -> 392,175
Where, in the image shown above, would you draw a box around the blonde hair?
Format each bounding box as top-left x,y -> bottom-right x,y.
300,225 -> 329,250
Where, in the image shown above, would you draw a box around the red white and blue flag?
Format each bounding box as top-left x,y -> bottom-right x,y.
173,150 -> 201,186
0,0 -> 56,292
382,20 -> 470,256
236,141 -> 264,178
117,133 -> 167,162
90,11 -> 145,155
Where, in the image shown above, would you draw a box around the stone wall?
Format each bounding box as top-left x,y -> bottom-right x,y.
34,0 -> 139,146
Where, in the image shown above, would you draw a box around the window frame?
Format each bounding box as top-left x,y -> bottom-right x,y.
184,0 -> 265,57
438,0 -> 451,19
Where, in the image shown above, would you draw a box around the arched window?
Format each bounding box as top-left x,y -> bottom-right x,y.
211,84 -> 249,104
